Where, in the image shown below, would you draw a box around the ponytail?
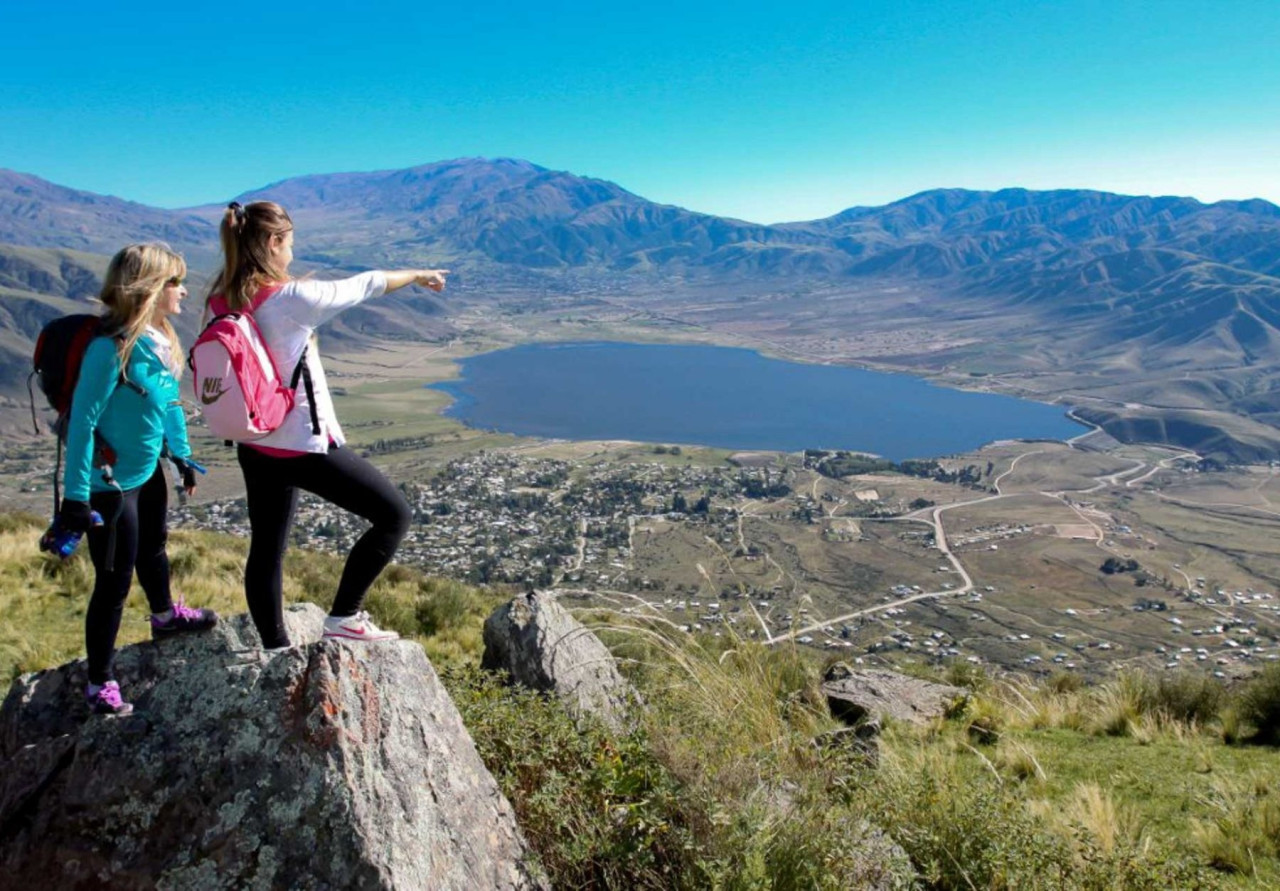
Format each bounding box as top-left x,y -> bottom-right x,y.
208,200 -> 293,311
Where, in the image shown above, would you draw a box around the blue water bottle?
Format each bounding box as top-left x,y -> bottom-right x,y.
39,510 -> 104,559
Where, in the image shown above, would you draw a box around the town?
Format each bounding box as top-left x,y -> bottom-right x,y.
170,448 -> 1280,679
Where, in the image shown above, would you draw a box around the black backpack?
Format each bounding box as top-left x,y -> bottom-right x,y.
29,314 -> 141,509
31,315 -> 106,430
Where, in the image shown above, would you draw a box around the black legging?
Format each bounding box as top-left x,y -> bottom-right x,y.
85,462 -> 173,685
237,444 -> 412,648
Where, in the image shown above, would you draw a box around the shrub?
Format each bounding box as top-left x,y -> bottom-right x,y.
444,664 -> 700,888
362,573 -> 501,666
850,746 -> 1073,889
1237,665 -> 1280,744
852,745 -> 1218,890
599,621 -> 919,888
1219,706 -> 1245,745
965,698 -> 1004,745
414,577 -> 480,636
1059,782 -> 1139,857
1092,673 -> 1146,737
1047,670 -> 1086,694
698,796 -> 917,890
945,660 -> 991,692
1142,672 -> 1225,727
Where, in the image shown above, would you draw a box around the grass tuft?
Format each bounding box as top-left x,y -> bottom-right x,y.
1193,771 -> 1280,877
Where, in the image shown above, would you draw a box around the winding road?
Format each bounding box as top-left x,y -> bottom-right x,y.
768,442 -> 1193,645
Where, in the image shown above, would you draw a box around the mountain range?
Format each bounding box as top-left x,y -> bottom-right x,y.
3,158 -> 1280,458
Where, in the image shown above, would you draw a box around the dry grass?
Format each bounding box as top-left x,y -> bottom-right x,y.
1192,771 -> 1280,877
1060,782 -> 1145,857
963,670 -> 1228,748
994,738 -> 1046,783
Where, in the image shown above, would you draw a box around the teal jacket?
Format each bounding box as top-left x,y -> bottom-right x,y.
63,334 -> 192,502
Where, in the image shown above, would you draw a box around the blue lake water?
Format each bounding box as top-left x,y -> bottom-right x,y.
430,342 -> 1084,460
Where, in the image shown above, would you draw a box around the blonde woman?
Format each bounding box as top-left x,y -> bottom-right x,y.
209,201 -> 446,650
60,243 -> 217,716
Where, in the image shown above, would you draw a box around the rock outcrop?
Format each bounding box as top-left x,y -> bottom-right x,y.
482,591 -> 638,733
0,604 -> 546,890
822,663 -> 967,727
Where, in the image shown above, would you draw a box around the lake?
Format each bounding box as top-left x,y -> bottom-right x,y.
429,342 -> 1084,460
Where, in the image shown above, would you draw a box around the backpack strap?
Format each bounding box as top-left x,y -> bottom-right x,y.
249,285 -> 281,311
48,428 -> 114,516
53,434 -> 62,518
99,327 -> 147,398
206,284 -> 281,319
255,284 -> 320,436
288,347 -> 322,435
27,370 -> 40,434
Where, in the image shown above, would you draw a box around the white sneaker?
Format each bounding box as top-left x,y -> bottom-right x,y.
323,611 -> 400,642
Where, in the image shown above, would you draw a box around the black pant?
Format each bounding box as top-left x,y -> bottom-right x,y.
237,444 -> 411,648
85,462 -> 173,685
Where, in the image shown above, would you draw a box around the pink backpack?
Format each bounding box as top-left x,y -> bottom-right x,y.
188,286 -> 319,441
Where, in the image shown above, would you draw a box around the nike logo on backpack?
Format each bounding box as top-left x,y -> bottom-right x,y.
200,377 -> 230,405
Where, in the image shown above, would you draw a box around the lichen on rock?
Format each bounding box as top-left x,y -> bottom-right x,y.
0,604 -> 546,890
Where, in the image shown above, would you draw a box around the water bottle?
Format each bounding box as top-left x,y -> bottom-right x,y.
39,510 -> 104,559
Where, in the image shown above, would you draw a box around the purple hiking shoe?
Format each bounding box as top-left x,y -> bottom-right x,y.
151,595 -> 218,636
86,681 -> 133,716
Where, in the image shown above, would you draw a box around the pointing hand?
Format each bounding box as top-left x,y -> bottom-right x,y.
416,269 -> 450,292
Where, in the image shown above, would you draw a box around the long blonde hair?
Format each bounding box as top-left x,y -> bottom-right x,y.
208,200 -> 292,310
99,243 -> 186,379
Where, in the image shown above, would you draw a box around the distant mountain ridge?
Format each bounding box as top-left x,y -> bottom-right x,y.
0,170 -> 217,262
213,157 -> 810,273
3,159 -> 1280,458
172,162 -> 1280,379
3,159 -> 1277,283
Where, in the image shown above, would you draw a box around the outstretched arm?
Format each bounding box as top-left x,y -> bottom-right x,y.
284,270 -> 450,328
384,269 -> 449,294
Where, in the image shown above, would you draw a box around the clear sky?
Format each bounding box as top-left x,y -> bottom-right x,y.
2,0 -> 1276,224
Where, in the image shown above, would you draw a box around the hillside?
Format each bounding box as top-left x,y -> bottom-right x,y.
2,513 -> 1279,888
8,161 -> 1275,287
0,170 -> 217,263
211,157 -> 829,273
3,161 -> 1280,460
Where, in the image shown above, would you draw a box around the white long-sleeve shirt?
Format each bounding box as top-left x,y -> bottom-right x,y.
242,271 -> 387,453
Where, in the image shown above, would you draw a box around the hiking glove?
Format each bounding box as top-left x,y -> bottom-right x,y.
171,457 -> 202,494
59,499 -> 95,533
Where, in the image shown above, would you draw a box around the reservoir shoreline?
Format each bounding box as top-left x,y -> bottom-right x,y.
428,341 -> 1086,460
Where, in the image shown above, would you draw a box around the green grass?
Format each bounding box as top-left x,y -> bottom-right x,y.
1012,728 -> 1280,885
0,513 -> 503,681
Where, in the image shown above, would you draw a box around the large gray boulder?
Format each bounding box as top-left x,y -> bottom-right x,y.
482,591 -> 638,733
0,603 -> 546,890
822,663 -> 967,727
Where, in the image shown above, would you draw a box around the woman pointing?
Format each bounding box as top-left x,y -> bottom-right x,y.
208,200 -> 447,649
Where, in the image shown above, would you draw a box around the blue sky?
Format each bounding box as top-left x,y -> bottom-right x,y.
2,0 -> 1276,223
